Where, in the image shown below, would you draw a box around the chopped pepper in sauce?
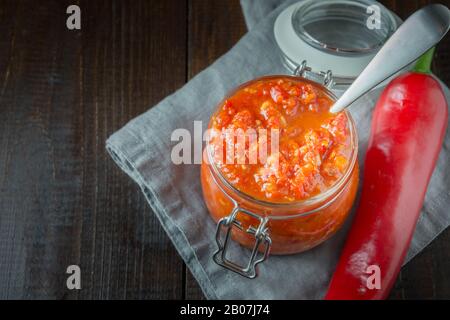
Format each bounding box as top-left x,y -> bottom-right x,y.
209,77 -> 351,203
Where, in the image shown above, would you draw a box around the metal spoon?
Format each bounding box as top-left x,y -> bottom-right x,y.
330,3 -> 450,113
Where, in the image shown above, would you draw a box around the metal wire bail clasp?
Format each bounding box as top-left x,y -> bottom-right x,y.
213,207 -> 272,279
294,60 -> 334,88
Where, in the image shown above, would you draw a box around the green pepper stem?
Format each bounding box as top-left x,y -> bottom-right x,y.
413,48 -> 435,74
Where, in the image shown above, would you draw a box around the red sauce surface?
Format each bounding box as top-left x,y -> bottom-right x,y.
208,77 -> 352,203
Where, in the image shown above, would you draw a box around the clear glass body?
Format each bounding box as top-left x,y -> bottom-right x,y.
291,0 -> 398,56
201,76 -> 359,255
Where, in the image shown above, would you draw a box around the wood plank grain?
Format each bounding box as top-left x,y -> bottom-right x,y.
0,0 -> 186,299
185,0 -> 247,299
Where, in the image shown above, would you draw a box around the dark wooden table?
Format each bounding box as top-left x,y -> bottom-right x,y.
0,0 -> 449,299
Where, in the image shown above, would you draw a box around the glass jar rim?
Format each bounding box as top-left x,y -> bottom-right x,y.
205,75 -> 359,219
291,0 -> 398,56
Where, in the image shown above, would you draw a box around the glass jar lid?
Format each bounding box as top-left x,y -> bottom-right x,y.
274,0 -> 400,89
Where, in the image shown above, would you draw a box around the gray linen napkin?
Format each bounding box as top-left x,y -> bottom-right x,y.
106,1 -> 450,299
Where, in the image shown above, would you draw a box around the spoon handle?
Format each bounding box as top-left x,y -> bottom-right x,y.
330,4 -> 450,113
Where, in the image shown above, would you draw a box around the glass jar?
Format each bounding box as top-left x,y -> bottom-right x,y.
291,0 -> 397,56
201,75 -> 359,278
274,0 -> 399,90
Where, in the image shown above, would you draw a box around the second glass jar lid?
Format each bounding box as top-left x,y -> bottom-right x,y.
274,0 -> 400,87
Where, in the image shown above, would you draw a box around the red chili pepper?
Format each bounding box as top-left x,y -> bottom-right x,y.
325,48 -> 448,300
